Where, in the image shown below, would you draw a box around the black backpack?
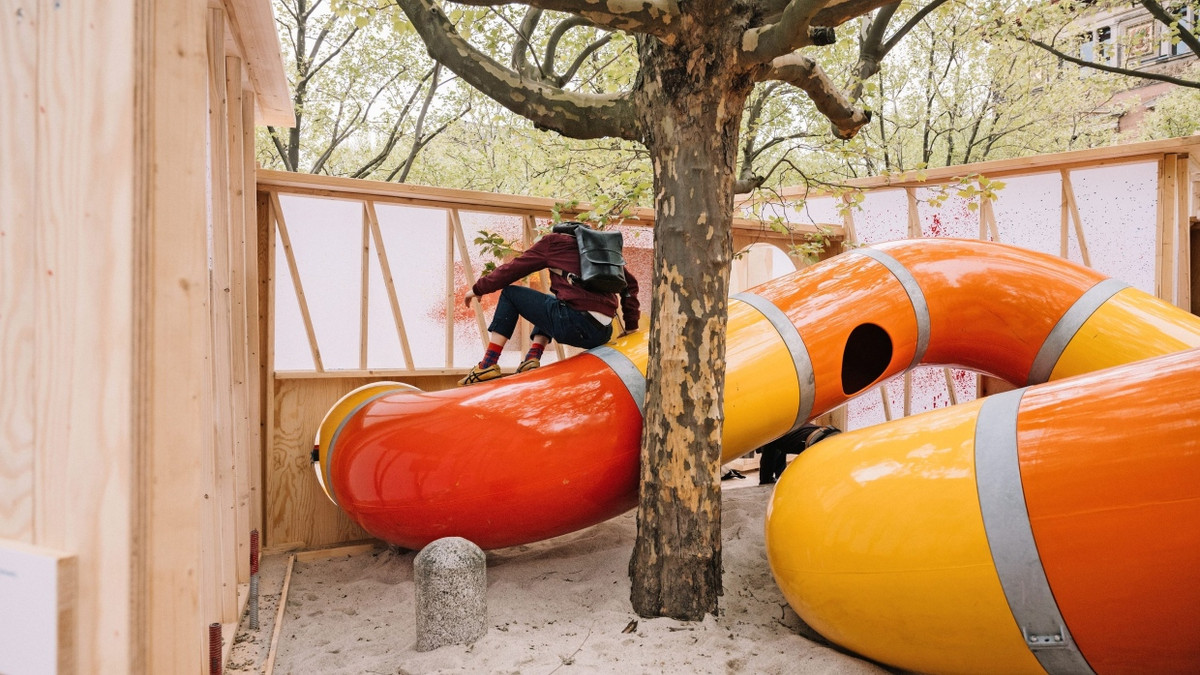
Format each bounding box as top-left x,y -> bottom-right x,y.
551,222 -> 628,294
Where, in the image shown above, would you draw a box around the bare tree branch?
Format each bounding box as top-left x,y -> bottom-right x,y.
1021,36 -> 1200,89
448,0 -> 680,37
396,0 -> 640,140
764,53 -> 873,139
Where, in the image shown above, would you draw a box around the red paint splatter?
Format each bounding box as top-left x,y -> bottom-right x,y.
928,214 -> 946,238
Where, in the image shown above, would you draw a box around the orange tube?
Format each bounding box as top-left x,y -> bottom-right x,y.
317,239 -> 1200,550
766,349 -> 1200,674
1015,351 -> 1200,674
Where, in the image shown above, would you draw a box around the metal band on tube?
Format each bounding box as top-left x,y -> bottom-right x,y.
975,389 -> 1096,675
850,248 -> 931,369
1027,278 -> 1129,385
588,345 -> 647,416
325,390 -> 396,506
731,292 -> 816,431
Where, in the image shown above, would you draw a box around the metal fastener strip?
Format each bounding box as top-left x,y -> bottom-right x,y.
975,389 -> 1096,675
1027,278 -> 1129,385
850,247 -> 930,369
730,292 -> 815,431
587,345 -> 646,416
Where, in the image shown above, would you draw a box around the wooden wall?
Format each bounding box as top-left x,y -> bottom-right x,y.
1,0 -> 285,671
0,0 -> 209,671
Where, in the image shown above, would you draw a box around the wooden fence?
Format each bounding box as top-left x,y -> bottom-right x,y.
777,135 -> 1200,424
255,171 -> 832,549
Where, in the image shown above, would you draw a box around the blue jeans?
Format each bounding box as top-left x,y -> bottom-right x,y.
488,285 -> 613,350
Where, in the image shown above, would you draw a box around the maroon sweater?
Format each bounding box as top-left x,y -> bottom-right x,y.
472,232 -> 641,330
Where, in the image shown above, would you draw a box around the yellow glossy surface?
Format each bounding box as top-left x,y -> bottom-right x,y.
752,253 -> 921,414
766,400 -> 1045,675
316,381 -> 415,502
720,298 -> 804,463
1051,287 -> 1200,380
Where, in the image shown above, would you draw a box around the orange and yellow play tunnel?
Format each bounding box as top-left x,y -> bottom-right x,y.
766,348 -> 1200,675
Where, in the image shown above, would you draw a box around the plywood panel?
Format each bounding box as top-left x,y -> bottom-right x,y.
0,0 -> 37,543
267,378 -> 375,548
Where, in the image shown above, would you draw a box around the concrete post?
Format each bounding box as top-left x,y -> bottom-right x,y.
414,537 -> 487,651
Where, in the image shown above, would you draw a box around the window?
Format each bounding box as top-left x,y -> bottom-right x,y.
1097,26 -> 1113,63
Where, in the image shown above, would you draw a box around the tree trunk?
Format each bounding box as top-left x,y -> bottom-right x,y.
628,28 -> 751,621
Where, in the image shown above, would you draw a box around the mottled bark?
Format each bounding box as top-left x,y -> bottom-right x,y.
628,19 -> 753,621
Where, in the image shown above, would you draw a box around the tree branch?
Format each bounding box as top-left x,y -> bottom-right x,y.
447,0 -> 680,38
742,0 -> 831,64
396,0 -> 640,140
1138,0 -> 1200,60
764,53 -> 872,139
1021,36 -> 1200,89
810,0 -> 902,29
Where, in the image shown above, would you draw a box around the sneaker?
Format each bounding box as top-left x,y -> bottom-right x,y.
458,363 -> 502,386
517,358 -> 541,373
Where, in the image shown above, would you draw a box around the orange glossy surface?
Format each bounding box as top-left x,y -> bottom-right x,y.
1015,348 -> 1200,673
878,239 -> 1105,383
751,253 -> 921,414
329,353 -> 642,549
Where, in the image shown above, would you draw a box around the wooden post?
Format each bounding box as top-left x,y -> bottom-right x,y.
1176,155 -> 1191,310
270,191 -> 324,371
1060,170 -> 1091,267
445,211 -> 457,367
359,207 -> 370,370
878,384 -> 893,421
841,193 -> 859,244
364,201 -> 415,371
906,188 -> 921,238
206,5 -> 238,625
449,209 -> 489,347
242,95 -> 264,539
225,53 -> 253,588
1156,155 -> 1179,303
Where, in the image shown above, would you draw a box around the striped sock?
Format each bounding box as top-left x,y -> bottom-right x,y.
525,342 -> 545,361
479,342 -> 504,368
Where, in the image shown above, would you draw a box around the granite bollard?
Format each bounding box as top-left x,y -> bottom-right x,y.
414,537 -> 487,651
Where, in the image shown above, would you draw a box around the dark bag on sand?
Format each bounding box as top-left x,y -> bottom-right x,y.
551,222 -> 628,294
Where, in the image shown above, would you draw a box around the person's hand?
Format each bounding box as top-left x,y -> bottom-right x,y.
618,327 -> 637,338
463,290 -> 477,309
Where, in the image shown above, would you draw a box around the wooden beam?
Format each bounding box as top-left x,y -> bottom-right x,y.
365,201 -> 415,370
257,170 -> 836,238
841,194 -> 859,244
446,212 -> 457,367
1176,155 -> 1192,310
943,368 -> 959,406
206,7 -> 238,626
242,93 -> 264,537
905,188 -> 921,238
225,53 -> 254,588
1157,156 -> 1178,301
256,190 -> 274,541
270,191 -> 324,371
262,555 -> 296,675
780,137 -> 1200,196
1060,170 -> 1091,267
219,0 -> 294,126
878,384 -> 892,421
359,209 -> 370,370
132,0 -> 212,669
449,209 -> 490,348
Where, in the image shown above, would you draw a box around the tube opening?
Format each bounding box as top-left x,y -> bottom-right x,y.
842,323 -> 893,395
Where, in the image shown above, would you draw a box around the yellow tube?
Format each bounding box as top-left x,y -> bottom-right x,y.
766,401 -> 1045,675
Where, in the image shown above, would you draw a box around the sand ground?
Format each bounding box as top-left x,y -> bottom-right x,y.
227,479 -> 891,674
